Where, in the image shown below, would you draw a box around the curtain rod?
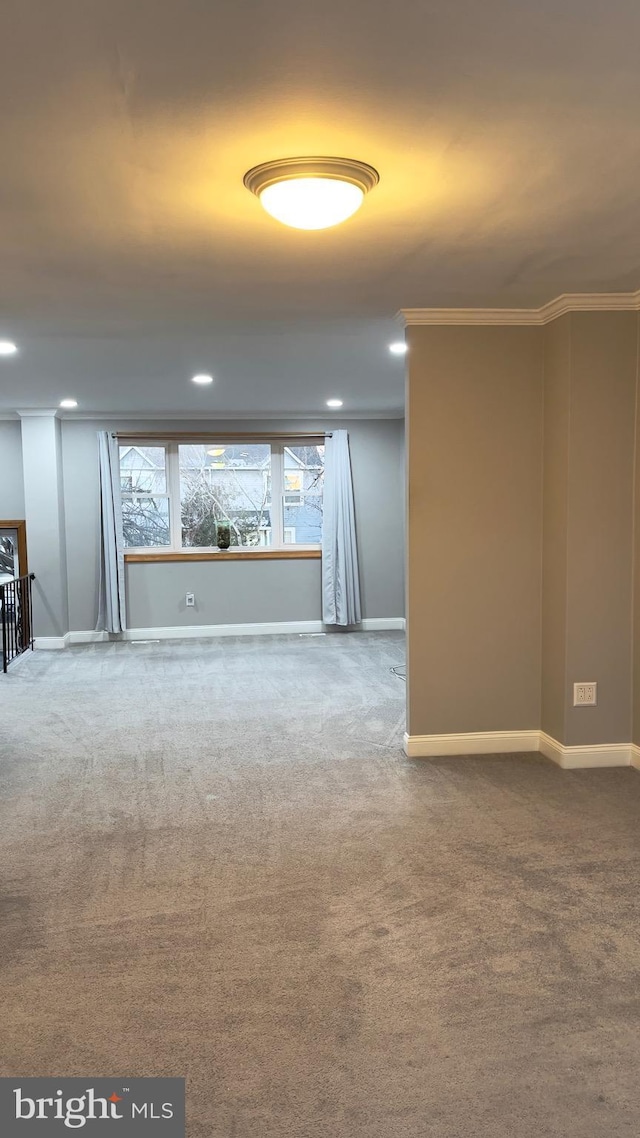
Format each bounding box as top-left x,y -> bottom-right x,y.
112,431 -> 331,441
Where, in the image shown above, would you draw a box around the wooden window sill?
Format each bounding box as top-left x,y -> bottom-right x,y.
124,549 -> 322,563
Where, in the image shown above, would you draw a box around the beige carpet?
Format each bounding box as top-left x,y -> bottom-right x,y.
2,632 -> 640,1137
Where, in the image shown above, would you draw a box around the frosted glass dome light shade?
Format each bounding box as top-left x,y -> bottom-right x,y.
260,178 -> 364,230
244,157 -> 379,231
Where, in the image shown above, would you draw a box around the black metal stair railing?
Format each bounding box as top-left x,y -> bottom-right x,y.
1,572 -> 35,672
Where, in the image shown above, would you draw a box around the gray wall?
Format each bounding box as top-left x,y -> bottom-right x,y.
61,417 -> 405,631
21,415 -> 69,638
126,559 -> 322,628
0,420 -> 25,518
406,326 -> 544,736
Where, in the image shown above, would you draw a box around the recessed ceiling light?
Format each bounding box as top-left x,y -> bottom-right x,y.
192,374 -> 214,385
244,157 -> 379,230
389,342 -> 407,355
0,340 -> 18,355
326,399 -> 343,408
59,398 -> 78,409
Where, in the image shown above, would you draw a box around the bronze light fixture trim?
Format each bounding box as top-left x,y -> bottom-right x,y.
243,156 -> 380,230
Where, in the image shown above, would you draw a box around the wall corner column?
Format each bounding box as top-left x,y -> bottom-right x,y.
405,323 -> 544,745
18,411 -> 69,642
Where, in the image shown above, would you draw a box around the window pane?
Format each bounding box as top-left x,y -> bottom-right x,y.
119,446 -> 167,494
283,445 -> 324,544
0,529 -> 19,581
179,444 -> 272,548
122,497 -> 170,547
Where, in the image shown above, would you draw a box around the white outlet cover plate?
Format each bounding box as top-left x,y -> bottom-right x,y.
573,682 -> 597,706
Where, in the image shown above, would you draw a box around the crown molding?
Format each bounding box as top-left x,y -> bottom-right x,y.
16,408 -> 59,417
399,289 -> 640,327
541,290 -> 640,320
400,308 -> 544,326
1,409 -> 403,422
56,409 -> 404,421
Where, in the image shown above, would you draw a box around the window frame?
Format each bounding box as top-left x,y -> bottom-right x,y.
120,439 -> 324,555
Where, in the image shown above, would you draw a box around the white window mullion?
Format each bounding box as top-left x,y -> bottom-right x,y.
270,445 -> 284,549
168,443 -> 182,550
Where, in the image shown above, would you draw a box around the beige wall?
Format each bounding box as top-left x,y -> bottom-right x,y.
406,326 -> 544,736
407,312 -> 640,749
540,317 -> 571,741
541,312 -> 637,746
634,343 -> 640,746
563,313 -> 637,745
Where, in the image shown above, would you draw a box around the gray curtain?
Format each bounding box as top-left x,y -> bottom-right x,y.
96,431 -> 126,633
322,429 -> 362,626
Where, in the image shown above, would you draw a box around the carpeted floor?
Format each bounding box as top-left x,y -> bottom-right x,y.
2,631 -> 640,1137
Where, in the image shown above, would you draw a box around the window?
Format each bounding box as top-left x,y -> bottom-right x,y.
120,446 -> 171,548
180,444 -> 272,549
119,440 -> 325,552
283,445 -> 324,545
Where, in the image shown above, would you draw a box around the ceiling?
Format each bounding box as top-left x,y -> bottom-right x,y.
1,0 -> 639,415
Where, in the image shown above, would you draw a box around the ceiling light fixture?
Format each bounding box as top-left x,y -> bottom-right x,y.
244,157 -> 379,230
207,447 -> 226,457
0,340 -> 18,355
326,398 -> 343,409
59,398 -> 78,409
389,342 -> 407,355
192,374 -> 214,385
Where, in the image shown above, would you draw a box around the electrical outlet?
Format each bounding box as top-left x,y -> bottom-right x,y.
573,682 -> 597,706
185,592 -> 195,607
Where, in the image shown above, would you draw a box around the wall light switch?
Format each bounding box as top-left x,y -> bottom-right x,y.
573,682 -> 597,706
185,592 -> 195,607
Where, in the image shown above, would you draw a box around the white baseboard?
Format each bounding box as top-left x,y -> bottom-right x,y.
122,621 -> 323,641
538,732 -> 631,769
34,635 -> 70,650
57,617 -> 405,646
67,629 -> 111,644
404,728 -> 635,769
361,617 -> 405,632
403,730 -> 540,758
